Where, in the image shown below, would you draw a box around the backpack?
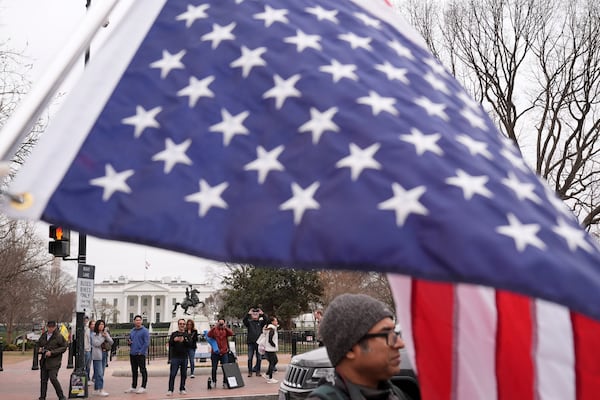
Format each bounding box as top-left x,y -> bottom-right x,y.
310,382 -> 410,400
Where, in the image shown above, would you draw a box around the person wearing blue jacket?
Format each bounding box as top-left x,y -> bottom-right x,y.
124,315 -> 150,394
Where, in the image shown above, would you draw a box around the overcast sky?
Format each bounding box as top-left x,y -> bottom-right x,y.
1,0 -> 226,284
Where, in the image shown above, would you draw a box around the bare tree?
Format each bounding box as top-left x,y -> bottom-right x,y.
399,0 -> 600,233
36,259 -> 76,322
318,270 -> 393,311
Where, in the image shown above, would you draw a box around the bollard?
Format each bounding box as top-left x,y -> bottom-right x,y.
291,336 -> 297,356
0,341 -> 4,371
66,339 -> 74,369
32,342 -> 40,370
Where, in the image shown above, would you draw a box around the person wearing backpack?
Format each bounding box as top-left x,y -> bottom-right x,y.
306,294 -> 412,400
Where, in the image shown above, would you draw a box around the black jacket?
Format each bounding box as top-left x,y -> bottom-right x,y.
243,313 -> 268,343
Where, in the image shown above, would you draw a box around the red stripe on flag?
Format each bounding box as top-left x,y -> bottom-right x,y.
412,280 -> 454,400
496,291 -> 534,400
572,312 -> 600,400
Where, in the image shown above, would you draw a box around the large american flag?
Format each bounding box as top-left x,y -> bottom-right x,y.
4,0 -> 600,398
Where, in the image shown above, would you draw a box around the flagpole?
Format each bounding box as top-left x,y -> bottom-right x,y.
0,0 -> 120,165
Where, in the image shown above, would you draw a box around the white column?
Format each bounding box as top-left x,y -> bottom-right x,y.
121,294 -> 127,323
137,295 -> 141,316
150,295 -> 155,323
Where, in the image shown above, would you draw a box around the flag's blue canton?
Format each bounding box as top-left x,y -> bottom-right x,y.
46,1 -> 600,318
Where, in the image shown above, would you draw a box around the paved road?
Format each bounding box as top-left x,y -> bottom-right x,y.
0,353 -> 289,400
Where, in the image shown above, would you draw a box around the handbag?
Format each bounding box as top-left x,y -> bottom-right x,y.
101,340 -> 111,351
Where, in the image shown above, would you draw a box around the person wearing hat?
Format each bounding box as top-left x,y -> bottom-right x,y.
37,320 -> 68,400
307,294 -> 412,400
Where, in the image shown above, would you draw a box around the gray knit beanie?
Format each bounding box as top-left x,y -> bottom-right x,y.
320,293 -> 394,366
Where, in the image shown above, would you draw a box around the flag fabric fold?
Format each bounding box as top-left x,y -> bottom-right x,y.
5,0 -> 600,320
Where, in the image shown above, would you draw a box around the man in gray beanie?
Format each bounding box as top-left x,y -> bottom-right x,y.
307,294 -> 412,400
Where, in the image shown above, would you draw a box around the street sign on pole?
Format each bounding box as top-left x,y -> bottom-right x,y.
76,264 -> 95,314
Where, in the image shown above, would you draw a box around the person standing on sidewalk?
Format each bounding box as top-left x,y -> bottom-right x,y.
84,317 -> 94,386
243,306 -> 267,377
125,315 -> 150,394
261,316 -> 279,384
185,319 -> 199,378
91,319 -> 113,397
167,319 -> 191,396
38,320 -> 68,400
207,318 -> 234,388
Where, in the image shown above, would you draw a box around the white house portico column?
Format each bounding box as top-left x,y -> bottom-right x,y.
137,295 -> 141,316
150,295 -> 155,323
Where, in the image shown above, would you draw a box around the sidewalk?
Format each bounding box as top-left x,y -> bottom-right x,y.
0,353 -> 289,400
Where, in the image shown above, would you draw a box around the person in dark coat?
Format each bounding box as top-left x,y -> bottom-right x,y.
38,320 -> 68,400
243,306 -> 267,377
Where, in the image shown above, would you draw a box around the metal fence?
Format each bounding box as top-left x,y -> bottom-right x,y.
111,330 -> 320,361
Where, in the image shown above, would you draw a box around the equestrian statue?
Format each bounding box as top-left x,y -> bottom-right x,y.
173,285 -> 205,315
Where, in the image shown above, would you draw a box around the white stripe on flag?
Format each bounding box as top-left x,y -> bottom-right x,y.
535,300 -> 575,400
455,284 -> 498,400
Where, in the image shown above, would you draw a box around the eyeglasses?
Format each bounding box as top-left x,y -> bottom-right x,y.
359,329 -> 401,347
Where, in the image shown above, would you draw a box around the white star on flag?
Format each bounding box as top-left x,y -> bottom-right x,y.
496,213 -> 546,252
185,179 -> 229,217
357,91 -> 398,116
378,183 -> 428,226
262,74 -> 302,109
298,107 -> 339,144
244,145 -> 285,184
209,109 -> 250,145
502,171 -> 542,204
177,76 -> 215,107
319,59 -> 358,82
280,182 -> 320,225
89,164 -> 135,201
230,46 -> 267,78
150,49 -> 186,79
201,22 -> 237,49
336,143 -> 382,181
400,128 -> 443,156
305,5 -> 339,24
284,30 -> 322,52
175,4 -> 209,28
254,5 -> 289,27
152,138 -> 193,174
445,169 -> 493,200
121,105 -> 162,138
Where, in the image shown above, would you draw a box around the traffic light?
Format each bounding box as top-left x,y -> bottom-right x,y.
49,225 -> 70,257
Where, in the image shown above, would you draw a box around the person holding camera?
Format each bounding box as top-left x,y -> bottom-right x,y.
167,318 -> 192,396
243,306 -> 267,377
91,319 -> 113,397
207,318 -> 234,388
38,320 -> 68,400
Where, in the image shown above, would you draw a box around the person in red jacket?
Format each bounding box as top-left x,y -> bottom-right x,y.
207,318 -> 234,388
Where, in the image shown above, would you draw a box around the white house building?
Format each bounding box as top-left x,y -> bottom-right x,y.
92,275 -> 217,323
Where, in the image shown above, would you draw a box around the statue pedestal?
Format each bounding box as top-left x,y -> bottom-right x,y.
167,314 -> 211,335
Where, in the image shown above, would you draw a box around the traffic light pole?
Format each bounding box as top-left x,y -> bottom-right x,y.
68,233 -> 88,398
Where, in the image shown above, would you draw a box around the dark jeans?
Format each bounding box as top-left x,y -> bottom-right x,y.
40,365 -> 65,399
129,354 -> 148,389
187,347 -> 196,375
265,351 -> 278,379
247,342 -> 262,373
210,352 -> 229,384
168,357 -> 187,392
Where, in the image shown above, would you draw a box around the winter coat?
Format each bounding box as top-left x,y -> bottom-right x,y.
38,330 -> 68,370
91,331 -> 113,361
264,324 -> 278,352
